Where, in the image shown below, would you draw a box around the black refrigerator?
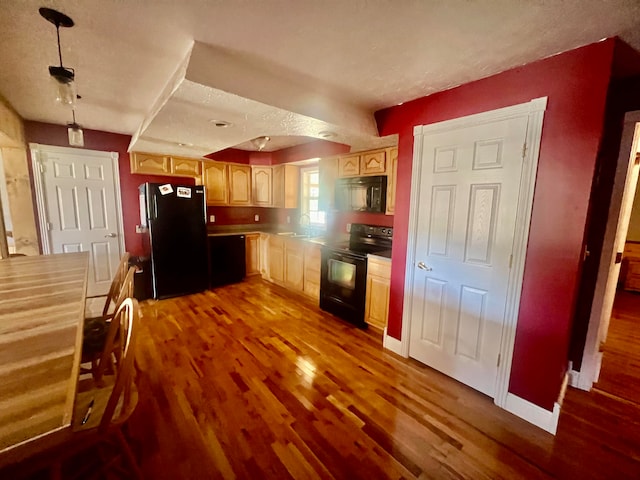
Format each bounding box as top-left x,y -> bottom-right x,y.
139,183 -> 208,299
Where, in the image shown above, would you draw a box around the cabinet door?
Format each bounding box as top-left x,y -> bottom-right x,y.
339,154 -> 360,177
130,152 -> 171,175
284,239 -> 304,291
272,165 -> 284,208
202,162 -> 228,205
252,166 -> 272,206
303,244 -> 321,300
360,150 -> 386,175
365,258 -> 391,331
284,165 -> 299,209
245,233 -> 261,276
229,165 -> 251,205
386,147 -> 398,215
272,165 -> 299,208
365,275 -> 390,330
171,157 -> 202,177
319,157 -> 339,211
268,236 -> 285,283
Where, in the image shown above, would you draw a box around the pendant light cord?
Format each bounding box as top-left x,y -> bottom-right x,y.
56,24 -> 64,67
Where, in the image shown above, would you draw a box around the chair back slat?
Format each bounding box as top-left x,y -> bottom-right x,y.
102,253 -> 131,316
98,297 -> 139,432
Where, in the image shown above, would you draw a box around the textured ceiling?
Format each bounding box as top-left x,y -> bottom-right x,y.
1,0 -> 639,158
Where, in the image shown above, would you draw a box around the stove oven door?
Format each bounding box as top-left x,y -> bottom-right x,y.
320,248 -> 367,327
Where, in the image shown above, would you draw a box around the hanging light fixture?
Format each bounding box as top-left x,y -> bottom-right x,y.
67,109 -> 84,147
39,7 -> 77,106
251,136 -> 270,151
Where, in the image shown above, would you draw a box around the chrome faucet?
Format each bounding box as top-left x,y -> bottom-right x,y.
299,213 -> 311,236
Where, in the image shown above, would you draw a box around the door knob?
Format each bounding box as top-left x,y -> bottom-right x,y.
104,233 -> 117,238
417,261 -> 432,271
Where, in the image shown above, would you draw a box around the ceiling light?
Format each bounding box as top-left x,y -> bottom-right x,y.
251,136 -> 270,151
39,7 -> 77,107
67,109 -> 84,147
209,120 -> 232,128
318,131 -> 336,139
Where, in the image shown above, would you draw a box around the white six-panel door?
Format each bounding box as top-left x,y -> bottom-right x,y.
408,116 -> 528,398
32,145 -> 123,297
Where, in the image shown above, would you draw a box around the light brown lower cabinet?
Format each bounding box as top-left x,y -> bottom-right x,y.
263,234 -> 320,300
303,244 -> 321,300
267,235 -> 285,283
245,233 -> 261,276
365,255 -> 391,331
284,238 -> 304,292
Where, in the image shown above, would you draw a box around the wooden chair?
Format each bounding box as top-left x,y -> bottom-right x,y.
82,266 -> 136,381
86,252 -> 131,317
53,297 -> 143,479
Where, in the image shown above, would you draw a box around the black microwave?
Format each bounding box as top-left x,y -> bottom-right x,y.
335,176 -> 387,213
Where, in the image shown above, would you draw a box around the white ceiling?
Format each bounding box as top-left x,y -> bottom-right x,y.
1,0 -> 640,158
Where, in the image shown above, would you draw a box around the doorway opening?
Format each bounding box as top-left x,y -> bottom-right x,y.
574,111 -> 640,394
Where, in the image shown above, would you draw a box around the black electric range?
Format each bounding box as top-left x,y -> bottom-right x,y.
320,224 -> 393,327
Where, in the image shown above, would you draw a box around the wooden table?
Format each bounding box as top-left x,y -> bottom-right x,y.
0,252 -> 88,466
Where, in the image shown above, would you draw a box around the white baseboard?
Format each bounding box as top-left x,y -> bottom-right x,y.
382,329 -> 405,356
504,393 -> 561,435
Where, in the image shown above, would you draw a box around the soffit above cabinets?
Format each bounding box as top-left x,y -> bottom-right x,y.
0,1 -> 639,157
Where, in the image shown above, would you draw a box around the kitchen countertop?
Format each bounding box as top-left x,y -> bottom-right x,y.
368,250 -> 392,260
207,225 -> 329,246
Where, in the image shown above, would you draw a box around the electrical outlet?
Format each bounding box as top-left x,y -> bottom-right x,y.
254,214 -> 259,222
346,223 -> 351,233
287,216 -> 290,224
209,215 -> 215,223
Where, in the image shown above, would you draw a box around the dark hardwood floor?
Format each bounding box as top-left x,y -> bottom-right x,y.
122,277 -> 639,479
593,290 -> 640,403
5,278 -> 640,478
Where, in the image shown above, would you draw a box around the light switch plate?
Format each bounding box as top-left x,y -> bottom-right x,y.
254,214 -> 259,221
346,223 -> 351,233
209,215 -> 215,223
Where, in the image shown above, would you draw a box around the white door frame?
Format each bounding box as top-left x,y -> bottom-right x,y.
397,98 -> 546,411
30,143 -> 125,258
576,110 -> 640,390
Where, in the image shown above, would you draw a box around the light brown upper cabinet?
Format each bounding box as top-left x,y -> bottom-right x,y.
360,150 -> 386,175
252,166 -> 272,206
338,154 -> 360,177
130,152 -> 171,175
171,157 -> 202,178
202,161 -> 228,205
318,156 -> 339,211
228,164 -> 252,205
386,147 -> 398,215
273,165 -> 299,209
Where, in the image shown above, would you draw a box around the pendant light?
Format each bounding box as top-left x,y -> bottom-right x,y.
67,109 -> 84,147
39,7 -> 77,106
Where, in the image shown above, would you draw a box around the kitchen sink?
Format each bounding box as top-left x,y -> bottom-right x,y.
276,232 -> 309,238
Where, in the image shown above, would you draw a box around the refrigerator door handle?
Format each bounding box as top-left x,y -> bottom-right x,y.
151,195 -> 158,220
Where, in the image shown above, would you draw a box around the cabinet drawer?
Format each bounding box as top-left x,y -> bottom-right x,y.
130,152 -> 171,175
339,154 -> 360,176
360,151 -> 386,175
171,157 -> 202,177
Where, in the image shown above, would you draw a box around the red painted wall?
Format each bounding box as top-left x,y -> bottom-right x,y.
375,40 -> 617,410
24,121 -> 194,256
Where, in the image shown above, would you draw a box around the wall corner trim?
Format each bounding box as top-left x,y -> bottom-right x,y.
504,393 -> 561,435
382,329 -> 406,356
